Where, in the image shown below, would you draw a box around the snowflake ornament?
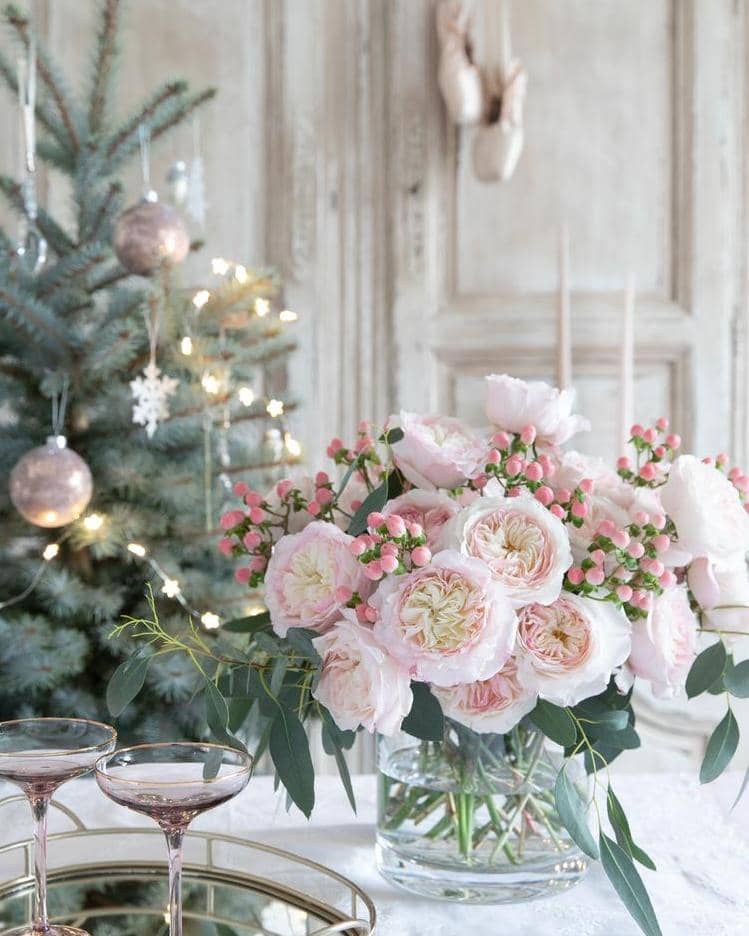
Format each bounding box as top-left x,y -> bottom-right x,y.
130,360 -> 179,438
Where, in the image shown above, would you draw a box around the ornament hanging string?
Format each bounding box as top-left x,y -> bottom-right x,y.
139,122 -> 153,198
50,375 -> 70,437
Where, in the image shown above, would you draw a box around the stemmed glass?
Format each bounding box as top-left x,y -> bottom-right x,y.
0,717 -> 117,936
95,742 -> 252,936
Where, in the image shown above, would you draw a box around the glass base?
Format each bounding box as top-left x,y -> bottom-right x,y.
376,837 -> 589,905
3,928 -> 91,936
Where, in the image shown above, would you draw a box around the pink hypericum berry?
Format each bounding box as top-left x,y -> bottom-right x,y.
355,436 -> 372,453
556,488 -> 572,504
276,479 -> 293,499
492,431 -> 511,450
633,511 -> 650,526
411,546 -> 431,567
249,506 -> 265,524
245,491 -> 263,508
616,584 -> 633,602
316,487 -> 334,505
729,466 -> 743,481
380,553 -> 399,574
597,519 -> 617,538
617,456 -> 632,471
654,446 -> 667,459
736,476 -> 749,493
358,420 -> 370,434
652,534 -> 670,553
487,448 -> 502,465
627,541 -> 645,559
579,478 -> 595,495
507,486 -> 522,498
381,542 -> 399,557
614,565 -> 633,582
364,604 -> 378,623
666,434 -> 681,449
590,549 -> 606,566
651,513 -> 666,530
349,499 -> 362,512
243,530 -> 261,550
355,603 -> 369,622
474,474 -> 489,489
538,454 -> 556,477
656,417 -> 669,431
648,559 -> 665,578
659,569 -> 677,589
525,462 -> 544,482
306,501 -> 321,516
315,471 -> 330,486
218,537 -> 233,556
702,456 -> 714,466
505,455 -> 523,476
550,504 -> 566,519
630,424 -> 645,439
367,511 -> 386,529
639,463 -> 657,482
567,567 -> 585,585
571,500 -> 588,519
233,481 -> 249,497
611,529 -> 630,548
234,567 -> 251,584
407,522 -> 424,538
250,556 -> 267,572
521,424 -> 537,445
634,591 -> 652,611
585,567 -> 605,586
642,428 -> 658,444
363,560 -> 384,581
219,509 -> 245,530
386,515 -> 407,538
328,437 -> 344,453
534,486 -> 554,506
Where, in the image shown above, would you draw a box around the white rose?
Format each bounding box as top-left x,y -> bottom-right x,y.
516,594 -> 631,707
312,612 -> 413,736
689,556 -> 749,634
432,657 -> 537,734
485,374 -> 590,446
447,494 -> 572,607
628,585 -> 699,698
661,455 -> 749,563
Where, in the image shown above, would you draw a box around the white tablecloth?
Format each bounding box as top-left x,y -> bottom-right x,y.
1,772 -> 748,936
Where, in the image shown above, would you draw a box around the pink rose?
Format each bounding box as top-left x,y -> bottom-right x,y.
312,612 -> 413,735
391,411 -> 486,490
485,375 -> 590,446
383,490 -> 459,550
447,494 -> 572,607
516,594 -> 631,706
264,521 -> 370,637
627,585 -> 698,698
432,657 -> 537,734
371,550 -> 517,686
689,557 -> 749,635
263,475 -> 316,536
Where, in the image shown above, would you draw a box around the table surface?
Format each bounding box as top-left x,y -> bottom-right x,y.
1,770 -> 747,936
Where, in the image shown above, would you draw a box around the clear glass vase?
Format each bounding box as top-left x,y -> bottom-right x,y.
376,722 -> 589,904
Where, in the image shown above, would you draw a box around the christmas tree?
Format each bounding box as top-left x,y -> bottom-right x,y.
0,1 -> 300,739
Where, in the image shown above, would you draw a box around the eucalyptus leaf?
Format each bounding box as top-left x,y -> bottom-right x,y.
530,699 -> 577,747
700,709 -> 739,784
554,768 -> 598,859
204,680 -> 248,754
724,659 -> 749,698
106,648 -> 151,717
321,719 -> 357,813
599,832 -> 662,936
381,427 -> 404,444
285,627 -> 322,663
685,641 -> 727,699
347,478 -> 390,536
606,786 -> 656,870
731,766 -> 749,811
269,709 -> 315,818
222,612 -> 271,633
401,682 -> 445,742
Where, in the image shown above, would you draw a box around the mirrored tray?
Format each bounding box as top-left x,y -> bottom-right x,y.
0,796 -> 375,936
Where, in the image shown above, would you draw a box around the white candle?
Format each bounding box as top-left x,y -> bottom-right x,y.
619,274 -> 636,454
557,224 -> 572,389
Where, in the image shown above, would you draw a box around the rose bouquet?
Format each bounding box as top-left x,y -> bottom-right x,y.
112,374 -> 749,936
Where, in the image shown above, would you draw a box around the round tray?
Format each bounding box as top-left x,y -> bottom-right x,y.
0,797 -> 375,936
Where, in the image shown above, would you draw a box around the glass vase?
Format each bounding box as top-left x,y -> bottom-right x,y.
376,722 -> 589,904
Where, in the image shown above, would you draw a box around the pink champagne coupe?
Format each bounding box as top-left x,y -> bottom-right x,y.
95,742 -> 252,936
0,717 -> 117,936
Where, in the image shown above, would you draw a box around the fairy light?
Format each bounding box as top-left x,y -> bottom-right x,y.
201,611 -> 221,630
161,578 -> 181,598
246,603 -> 267,617
180,336 -> 193,355
267,399 -> 284,418
284,432 -> 302,458
234,264 -> 248,284
279,309 -> 297,323
238,386 -> 255,407
83,513 -> 104,531
201,373 -> 221,395
127,543 -> 147,557
42,543 -> 59,561
211,258 -> 229,276
254,297 -> 270,318
192,289 -> 211,310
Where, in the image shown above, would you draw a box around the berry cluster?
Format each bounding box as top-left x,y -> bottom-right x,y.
349,511 -> 431,582
702,454 -> 749,510
617,418 -> 681,487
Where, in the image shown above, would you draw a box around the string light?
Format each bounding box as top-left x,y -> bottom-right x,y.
279,309 -> 297,323
284,432 -> 302,458
127,543 -> 147,557
267,399 -> 284,418
180,336 -> 193,355
192,289 -> 211,310
83,513 -> 104,531
211,258 -> 229,276
234,264 -> 248,284
254,297 -> 269,318
237,386 -> 255,407
246,604 -> 267,617
201,611 -> 221,630
201,373 -> 221,395
42,543 -> 59,561
161,578 -> 181,598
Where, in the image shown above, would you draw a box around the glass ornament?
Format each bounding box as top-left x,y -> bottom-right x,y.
9,435 -> 93,528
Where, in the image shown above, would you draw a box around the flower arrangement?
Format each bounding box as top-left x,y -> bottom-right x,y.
112,374 -> 749,936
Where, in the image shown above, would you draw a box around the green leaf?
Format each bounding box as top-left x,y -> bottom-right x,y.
381,427 -> 404,444
319,705 -> 356,751
685,641 -> 727,699
554,768 -> 598,859
106,648 -> 151,717
530,699 -> 576,747
575,706 -> 629,733
320,713 -> 356,814
606,786 -> 656,871
600,833 -> 662,936
731,766 -> 749,811
700,709 -> 739,784
285,627 -> 322,663
724,659 -> 749,698
347,478 -> 390,536
269,708 -> 315,818
401,682 -> 445,742
222,612 -> 271,633
204,680 -> 248,754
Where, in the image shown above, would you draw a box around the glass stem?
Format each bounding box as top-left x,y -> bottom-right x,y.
164,828 -> 185,936
28,794 -> 49,933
